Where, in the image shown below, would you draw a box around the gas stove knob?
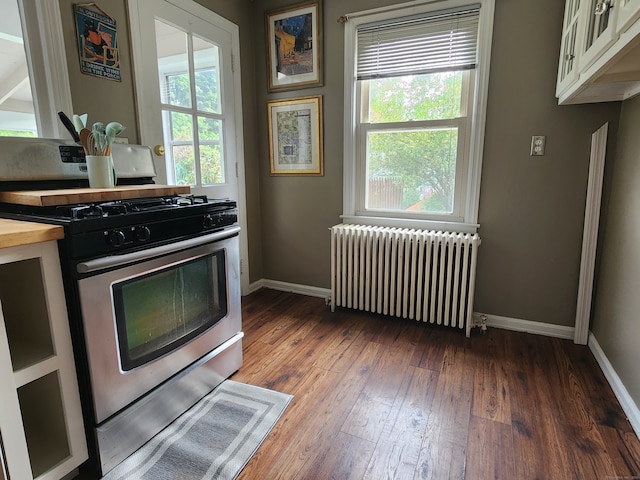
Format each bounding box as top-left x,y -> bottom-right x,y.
203,214 -> 215,229
107,230 -> 126,247
136,225 -> 151,242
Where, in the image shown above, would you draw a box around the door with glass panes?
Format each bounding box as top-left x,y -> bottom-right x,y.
128,0 -> 241,202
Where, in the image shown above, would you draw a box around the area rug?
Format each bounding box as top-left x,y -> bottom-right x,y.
101,380 -> 293,480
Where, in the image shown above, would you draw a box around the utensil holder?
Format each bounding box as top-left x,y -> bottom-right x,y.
86,155 -> 117,188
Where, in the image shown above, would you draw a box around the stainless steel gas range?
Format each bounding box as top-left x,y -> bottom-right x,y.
0,137 -> 243,476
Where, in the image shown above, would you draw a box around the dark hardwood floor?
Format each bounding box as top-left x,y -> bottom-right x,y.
232,288 -> 640,480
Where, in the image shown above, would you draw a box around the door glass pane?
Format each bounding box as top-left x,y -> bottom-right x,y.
198,116 -> 224,185
154,15 -> 230,190
113,252 -> 227,371
155,19 -> 191,107
0,1 -> 36,136
193,37 -> 220,114
169,111 -> 194,185
366,128 -> 458,213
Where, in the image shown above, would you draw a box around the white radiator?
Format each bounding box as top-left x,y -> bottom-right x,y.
330,224 -> 481,337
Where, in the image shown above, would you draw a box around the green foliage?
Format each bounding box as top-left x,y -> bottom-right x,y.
365,72 -> 463,213
165,68 -> 223,185
0,130 -> 36,137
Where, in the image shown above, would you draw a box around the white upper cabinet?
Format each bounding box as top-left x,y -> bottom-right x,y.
557,0 -> 640,103
557,0 -> 586,95
580,0 -> 618,69
617,0 -> 640,33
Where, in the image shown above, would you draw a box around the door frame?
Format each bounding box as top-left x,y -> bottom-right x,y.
127,0 -> 250,295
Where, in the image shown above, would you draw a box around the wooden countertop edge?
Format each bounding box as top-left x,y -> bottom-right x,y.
0,185 -> 191,207
0,219 -> 64,249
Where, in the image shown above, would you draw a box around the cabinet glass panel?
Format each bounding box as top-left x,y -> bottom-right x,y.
585,0 -> 612,50
17,372 -> 71,478
0,258 -> 54,371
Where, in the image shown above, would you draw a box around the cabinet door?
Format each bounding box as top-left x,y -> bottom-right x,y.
616,0 -> 640,33
557,0 -> 585,95
580,0 -> 618,68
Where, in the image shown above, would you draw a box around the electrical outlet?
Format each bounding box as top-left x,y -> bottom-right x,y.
530,135 -> 546,156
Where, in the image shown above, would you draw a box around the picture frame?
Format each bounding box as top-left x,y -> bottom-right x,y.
266,1 -> 323,92
268,95 -> 323,176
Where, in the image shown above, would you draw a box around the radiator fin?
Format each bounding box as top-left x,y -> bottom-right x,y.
330,224 -> 480,337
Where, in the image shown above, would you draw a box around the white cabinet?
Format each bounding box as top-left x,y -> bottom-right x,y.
557,0 -> 585,94
580,0 -> 618,69
557,0 -> 640,103
617,0 -> 640,33
0,241 -> 87,480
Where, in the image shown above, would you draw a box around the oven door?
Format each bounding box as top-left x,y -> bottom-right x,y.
77,227 -> 241,424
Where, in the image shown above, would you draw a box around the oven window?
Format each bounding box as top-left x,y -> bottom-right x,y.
112,251 -> 227,371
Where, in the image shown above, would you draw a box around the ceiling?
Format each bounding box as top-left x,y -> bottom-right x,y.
0,1 -> 36,133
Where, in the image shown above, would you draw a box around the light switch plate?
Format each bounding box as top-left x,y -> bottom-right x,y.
530,135 -> 546,156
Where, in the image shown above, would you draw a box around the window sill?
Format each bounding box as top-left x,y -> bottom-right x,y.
339,215 -> 479,234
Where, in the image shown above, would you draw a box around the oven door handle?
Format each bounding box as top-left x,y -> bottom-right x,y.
77,226 -> 241,274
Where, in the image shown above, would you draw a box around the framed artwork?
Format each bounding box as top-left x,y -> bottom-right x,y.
268,95 -> 323,176
266,1 -> 323,92
74,3 -> 121,81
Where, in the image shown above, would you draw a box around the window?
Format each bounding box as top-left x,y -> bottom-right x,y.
1,1 -> 72,138
343,0 -> 494,232
156,23 -> 226,187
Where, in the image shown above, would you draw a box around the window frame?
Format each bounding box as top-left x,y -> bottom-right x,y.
18,0 -> 73,138
357,70 -> 474,222
342,0 -> 495,233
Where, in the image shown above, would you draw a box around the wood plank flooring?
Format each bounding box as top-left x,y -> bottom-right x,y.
232,289 -> 640,480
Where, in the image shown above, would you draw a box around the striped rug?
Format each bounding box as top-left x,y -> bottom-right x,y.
101,380 -> 293,480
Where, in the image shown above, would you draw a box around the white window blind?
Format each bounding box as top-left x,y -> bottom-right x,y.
356,4 -> 481,80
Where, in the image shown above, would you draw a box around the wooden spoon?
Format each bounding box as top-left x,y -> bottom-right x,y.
79,128 -> 92,154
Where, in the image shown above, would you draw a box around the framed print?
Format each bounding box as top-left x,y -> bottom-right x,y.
266,1 -> 323,92
74,4 -> 120,81
268,95 -> 323,176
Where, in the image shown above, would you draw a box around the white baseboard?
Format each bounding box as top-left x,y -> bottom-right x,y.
248,279 -> 331,299
472,312 -> 575,339
588,334 -> 640,438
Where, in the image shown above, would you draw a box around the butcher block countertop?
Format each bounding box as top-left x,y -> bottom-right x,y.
0,184 -> 191,207
0,219 -> 64,249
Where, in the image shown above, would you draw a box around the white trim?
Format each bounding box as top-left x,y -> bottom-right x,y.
472,312 -> 575,339
18,0 -> 73,138
248,279 -> 331,300
341,0 -> 494,230
574,123 -> 608,345
589,333 -> 640,438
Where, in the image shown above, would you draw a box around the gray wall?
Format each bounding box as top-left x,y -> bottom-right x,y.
474,0 -> 620,327
592,95 -> 640,406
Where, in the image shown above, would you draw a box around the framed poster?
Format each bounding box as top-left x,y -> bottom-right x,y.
268,95 -> 323,176
74,4 -> 120,81
266,1 -> 323,92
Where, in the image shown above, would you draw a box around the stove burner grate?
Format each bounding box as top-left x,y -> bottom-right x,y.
51,194 -> 213,219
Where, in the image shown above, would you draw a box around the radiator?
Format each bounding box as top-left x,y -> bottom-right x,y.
330,224 -> 481,337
